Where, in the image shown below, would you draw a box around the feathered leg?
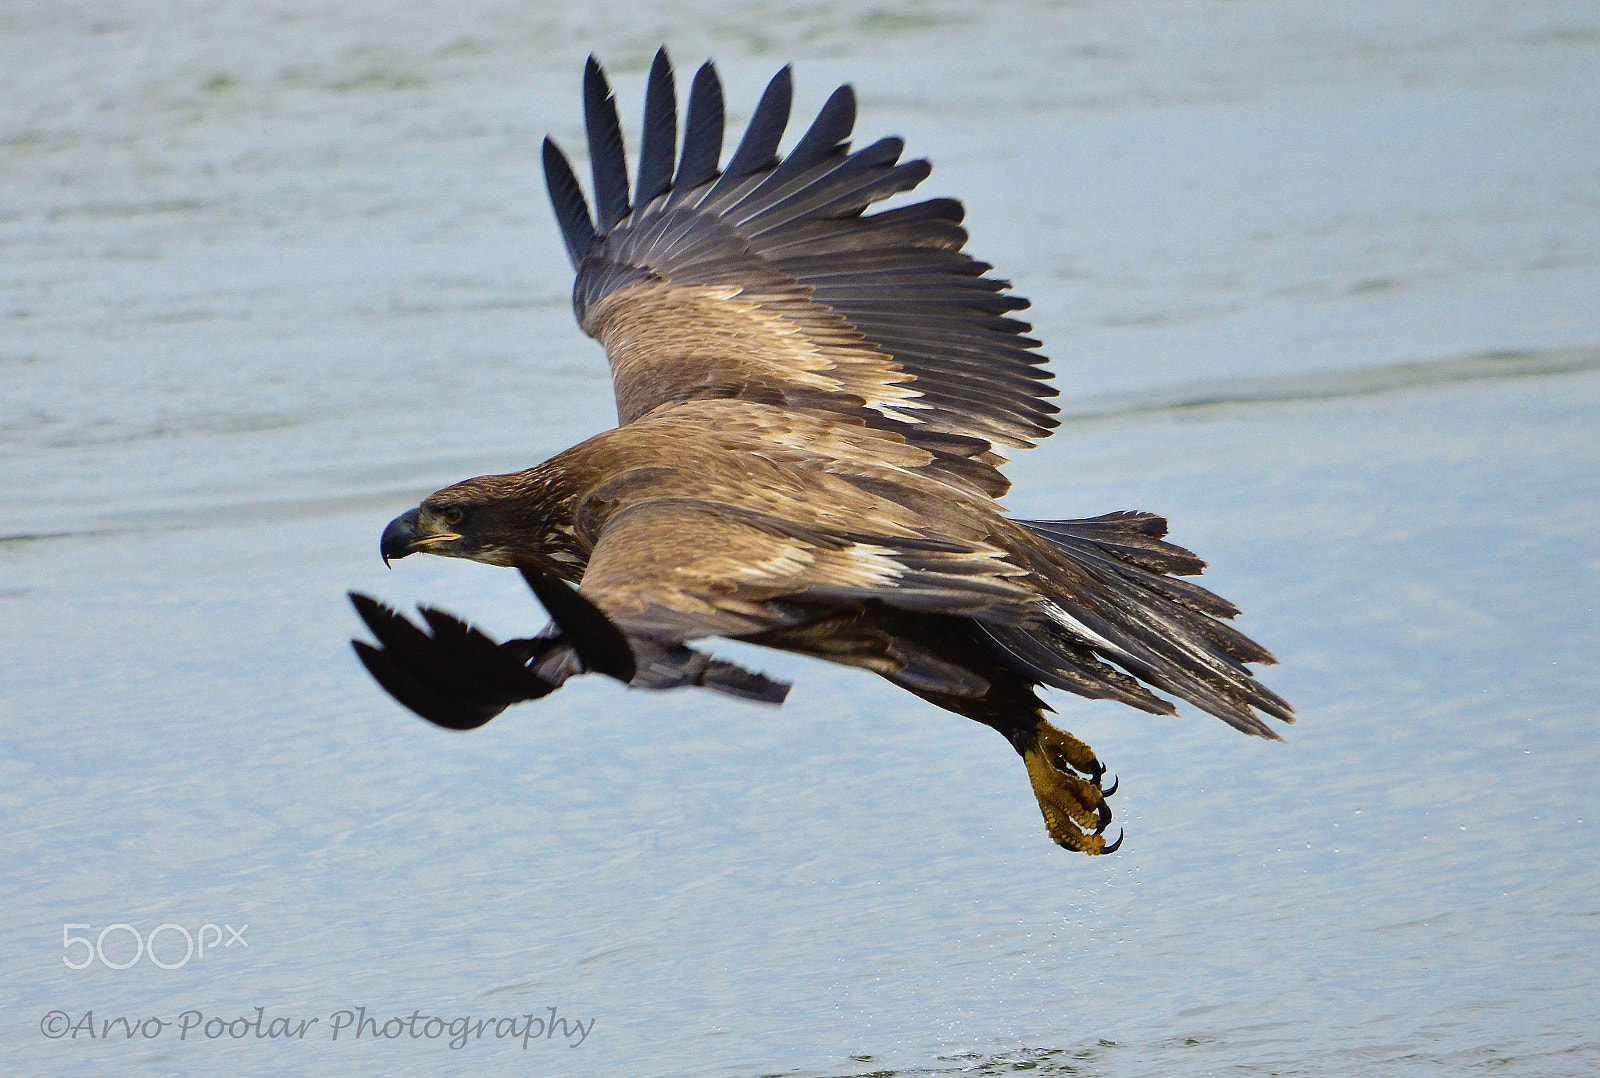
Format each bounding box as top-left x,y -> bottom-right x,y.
882,617 -> 1122,854
756,608 -> 1123,854
921,671 -> 1119,856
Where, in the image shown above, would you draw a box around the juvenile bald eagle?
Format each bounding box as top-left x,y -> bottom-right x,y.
350,49 -> 1293,854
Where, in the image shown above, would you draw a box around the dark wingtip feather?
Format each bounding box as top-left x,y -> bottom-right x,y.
583,55 -> 631,231
768,83 -> 855,185
675,60 -> 725,191
711,63 -> 792,196
518,566 -> 637,683
702,659 -> 792,704
352,639 -> 498,731
350,591 -> 431,659
348,592 -> 542,730
635,47 -> 678,207
542,137 -> 594,268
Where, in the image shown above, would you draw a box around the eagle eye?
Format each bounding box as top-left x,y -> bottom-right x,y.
441,506 -> 464,526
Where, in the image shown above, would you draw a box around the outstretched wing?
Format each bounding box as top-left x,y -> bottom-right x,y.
543,48 -> 1058,469
349,592 -> 560,730
349,570 -> 792,731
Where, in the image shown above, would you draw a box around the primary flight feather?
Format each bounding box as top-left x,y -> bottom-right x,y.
350,49 -> 1293,855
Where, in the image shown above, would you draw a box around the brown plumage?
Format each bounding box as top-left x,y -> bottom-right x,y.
350,49 -> 1293,855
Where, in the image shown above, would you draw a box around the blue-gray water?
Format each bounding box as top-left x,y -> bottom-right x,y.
4,3 -> 1597,1075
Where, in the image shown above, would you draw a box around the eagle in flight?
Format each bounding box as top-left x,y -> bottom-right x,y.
350,49 -> 1292,855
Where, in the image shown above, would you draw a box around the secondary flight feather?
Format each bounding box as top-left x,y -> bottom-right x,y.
350,48 -> 1293,855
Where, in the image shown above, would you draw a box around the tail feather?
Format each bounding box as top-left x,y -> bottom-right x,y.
978,620 -> 1176,717
1009,514 -> 1293,738
1017,512 -> 1206,575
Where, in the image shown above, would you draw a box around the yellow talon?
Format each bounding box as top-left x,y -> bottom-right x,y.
1036,721 -> 1102,779
1022,719 -> 1118,854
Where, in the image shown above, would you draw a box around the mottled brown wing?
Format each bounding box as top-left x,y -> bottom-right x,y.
544,49 -> 1057,466
572,492 -> 1033,645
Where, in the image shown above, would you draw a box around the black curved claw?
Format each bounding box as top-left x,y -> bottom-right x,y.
1094,795 -> 1113,836
1100,774 -> 1119,798
1100,828 -> 1124,855
1085,757 -> 1106,784
349,592 -> 555,730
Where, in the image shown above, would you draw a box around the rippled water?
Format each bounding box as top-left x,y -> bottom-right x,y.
4,3 -> 1598,1075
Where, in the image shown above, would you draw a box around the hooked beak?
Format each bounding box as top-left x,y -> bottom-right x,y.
380,508 -> 459,567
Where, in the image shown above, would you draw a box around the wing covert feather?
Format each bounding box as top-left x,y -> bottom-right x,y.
574,491 -> 1032,644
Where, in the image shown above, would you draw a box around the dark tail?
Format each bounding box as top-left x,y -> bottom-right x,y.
987,512 -> 1293,739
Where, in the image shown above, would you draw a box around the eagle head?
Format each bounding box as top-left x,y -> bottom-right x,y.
379,469 -> 585,578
